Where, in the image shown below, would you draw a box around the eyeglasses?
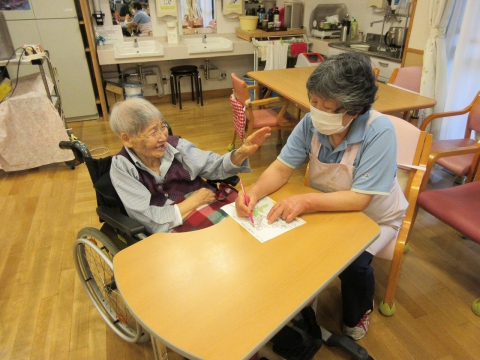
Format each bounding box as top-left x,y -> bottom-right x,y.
141,122 -> 168,140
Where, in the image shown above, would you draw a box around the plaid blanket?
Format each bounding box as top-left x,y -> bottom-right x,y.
171,183 -> 238,233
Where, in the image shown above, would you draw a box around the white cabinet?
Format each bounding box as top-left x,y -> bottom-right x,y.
370,57 -> 400,83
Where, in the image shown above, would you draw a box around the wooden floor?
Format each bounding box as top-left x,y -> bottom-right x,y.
1,97 -> 479,360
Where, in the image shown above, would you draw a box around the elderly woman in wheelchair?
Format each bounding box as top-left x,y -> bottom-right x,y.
69,97 -> 271,344
109,97 -> 271,233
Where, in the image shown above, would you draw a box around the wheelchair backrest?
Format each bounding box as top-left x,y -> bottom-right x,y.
85,157 -> 128,216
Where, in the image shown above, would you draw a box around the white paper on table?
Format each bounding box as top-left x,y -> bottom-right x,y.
221,196 -> 306,243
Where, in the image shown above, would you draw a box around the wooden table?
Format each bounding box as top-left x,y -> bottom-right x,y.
247,67 -> 437,114
114,183 -> 379,360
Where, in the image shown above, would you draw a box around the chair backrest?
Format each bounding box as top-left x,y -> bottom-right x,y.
231,73 -> 249,106
386,115 -> 432,194
389,66 -> 422,93
467,91 -> 480,133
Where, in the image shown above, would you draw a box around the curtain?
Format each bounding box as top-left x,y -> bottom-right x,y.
437,0 -> 480,140
419,0 -> 455,137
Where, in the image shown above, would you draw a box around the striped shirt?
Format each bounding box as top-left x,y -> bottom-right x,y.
110,138 -> 250,234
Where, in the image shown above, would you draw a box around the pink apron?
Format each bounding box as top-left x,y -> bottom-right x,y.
308,110 -> 408,256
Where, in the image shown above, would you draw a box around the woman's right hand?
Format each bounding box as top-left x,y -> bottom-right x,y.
189,187 -> 216,206
235,190 -> 259,218
177,188 -> 216,220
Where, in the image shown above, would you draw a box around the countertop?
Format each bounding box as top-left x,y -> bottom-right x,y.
328,40 -> 402,63
96,34 -> 254,65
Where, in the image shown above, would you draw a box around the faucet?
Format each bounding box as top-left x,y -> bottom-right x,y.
370,5 -> 402,27
370,19 -> 384,27
202,34 -> 207,43
134,33 -> 138,48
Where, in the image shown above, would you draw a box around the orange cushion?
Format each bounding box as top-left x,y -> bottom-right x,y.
418,181 -> 480,243
432,139 -> 477,176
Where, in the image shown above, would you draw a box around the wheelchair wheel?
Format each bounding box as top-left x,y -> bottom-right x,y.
74,227 -> 150,343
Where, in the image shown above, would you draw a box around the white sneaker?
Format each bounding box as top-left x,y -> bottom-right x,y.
342,305 -> 373,341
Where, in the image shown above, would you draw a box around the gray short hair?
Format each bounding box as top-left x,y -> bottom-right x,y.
109,97 -> 165,137
306,52 -> 378,115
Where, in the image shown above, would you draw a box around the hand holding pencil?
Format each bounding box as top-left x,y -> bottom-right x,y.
239,179 -> 254,225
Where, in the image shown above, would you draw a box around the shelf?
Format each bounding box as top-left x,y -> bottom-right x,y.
236,27 -> 306,41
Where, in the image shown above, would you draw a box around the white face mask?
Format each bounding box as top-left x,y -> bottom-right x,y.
310,105 -> 353,135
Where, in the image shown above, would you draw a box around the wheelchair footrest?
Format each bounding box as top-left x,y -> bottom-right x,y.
271,325 -> 322,360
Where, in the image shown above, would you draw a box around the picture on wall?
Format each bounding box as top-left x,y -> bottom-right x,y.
0,0 -> 31,10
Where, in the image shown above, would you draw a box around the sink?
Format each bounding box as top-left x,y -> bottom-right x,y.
183,37 -> 233,54
113,40 -> 164,59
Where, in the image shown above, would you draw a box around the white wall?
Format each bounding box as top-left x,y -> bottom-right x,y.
97,0 -> 428,94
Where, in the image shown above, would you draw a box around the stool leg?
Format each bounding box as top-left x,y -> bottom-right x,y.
170,74 -> 176,105
194,72 -> 200,105
198,75 -> 203,106
189,75 -> 194,102
177,76 -> 182,110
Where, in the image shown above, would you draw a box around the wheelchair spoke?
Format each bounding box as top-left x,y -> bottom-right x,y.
82,241 -> 137,330
74,229 -> 149,343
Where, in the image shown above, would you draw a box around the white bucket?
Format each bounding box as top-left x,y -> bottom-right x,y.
124,83 -> 143,97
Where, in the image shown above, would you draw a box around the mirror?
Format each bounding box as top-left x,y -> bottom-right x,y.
180,0 -> 216,34
110,1 -> 153,37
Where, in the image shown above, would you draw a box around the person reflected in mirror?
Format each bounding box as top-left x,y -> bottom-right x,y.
235,52 -> 408,341
109,97 -> 271,234
119,1 -> 132,21
123,1 -> 152,36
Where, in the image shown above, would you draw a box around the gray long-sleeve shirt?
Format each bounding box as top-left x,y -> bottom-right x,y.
110,138 -> 250,234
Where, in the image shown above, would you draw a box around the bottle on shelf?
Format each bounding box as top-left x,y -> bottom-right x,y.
273,7 -> 280,23
267,7 -> 274,29
259,4 -> 266,25
343,13 -> 351,38
350,17 -> 357,40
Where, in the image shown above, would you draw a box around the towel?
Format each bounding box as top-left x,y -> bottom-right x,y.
265,41 -> 289,70
258,44 -> 268,61
290,42 -> 307,57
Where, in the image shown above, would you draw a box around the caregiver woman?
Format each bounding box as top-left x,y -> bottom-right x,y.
235,52 -> 408,340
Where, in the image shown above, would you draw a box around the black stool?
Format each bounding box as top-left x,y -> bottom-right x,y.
170,65 -> 203,110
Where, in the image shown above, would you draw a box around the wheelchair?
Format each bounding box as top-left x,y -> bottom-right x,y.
60,124 -> 239,344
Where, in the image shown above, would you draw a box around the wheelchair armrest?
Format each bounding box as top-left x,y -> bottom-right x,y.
207,175 -> 240,189
97,206 -> 146,237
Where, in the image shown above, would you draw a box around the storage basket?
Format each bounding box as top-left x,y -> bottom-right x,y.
239,16 -> 258,31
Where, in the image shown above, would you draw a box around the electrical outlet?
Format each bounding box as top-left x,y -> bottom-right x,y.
220,71 -> 227,79
162,75 -> 168,84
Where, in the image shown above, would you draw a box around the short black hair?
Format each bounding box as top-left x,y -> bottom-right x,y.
131,2 -> 142,11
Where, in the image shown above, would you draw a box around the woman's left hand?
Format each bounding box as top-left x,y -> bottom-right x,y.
267,195 -> 308,224
230,127 -> 271,165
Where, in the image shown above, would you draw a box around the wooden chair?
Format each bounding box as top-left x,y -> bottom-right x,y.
304,115 -> 433,316
228,73 -> 299,150
377,115 -> 433,316
388,66 -> 422,122
413,143 -> 480,316
420,90 -> 480,184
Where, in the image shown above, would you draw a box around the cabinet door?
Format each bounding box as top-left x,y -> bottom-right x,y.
370,57 -> 401,83
29,0 -> 77,19
36,18 -> 98,120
